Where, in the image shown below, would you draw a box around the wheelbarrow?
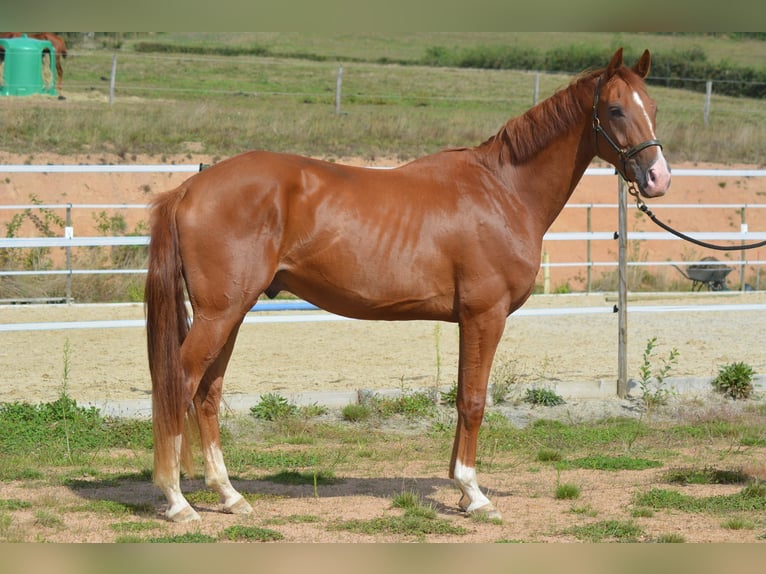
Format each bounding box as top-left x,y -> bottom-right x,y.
673,257 -> 732,291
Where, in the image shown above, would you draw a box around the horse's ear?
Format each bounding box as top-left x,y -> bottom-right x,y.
633,49 -> 651,78
606,48 -> 624,78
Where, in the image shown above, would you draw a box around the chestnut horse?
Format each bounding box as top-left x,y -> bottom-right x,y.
0,32 -> 68,91
146,48 -> 670,522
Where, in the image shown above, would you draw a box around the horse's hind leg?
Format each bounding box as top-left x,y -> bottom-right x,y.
157,310 -> 247,522
193,319 -> 253,515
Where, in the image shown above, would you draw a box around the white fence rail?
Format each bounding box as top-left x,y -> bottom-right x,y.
2,163 -> 766,284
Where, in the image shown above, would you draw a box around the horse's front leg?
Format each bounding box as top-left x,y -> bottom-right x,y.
449,308 -> 507,520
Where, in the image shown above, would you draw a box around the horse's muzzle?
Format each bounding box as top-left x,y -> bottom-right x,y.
634,155 -> 671,198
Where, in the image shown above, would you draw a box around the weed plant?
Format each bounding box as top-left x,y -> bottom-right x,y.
637,337 -> 679,410
523,387 -> 565,407
711,362 -> 755,400
250,393 -> 299,421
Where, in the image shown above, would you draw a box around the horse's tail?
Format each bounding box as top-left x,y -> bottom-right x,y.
145,186 -> 193,481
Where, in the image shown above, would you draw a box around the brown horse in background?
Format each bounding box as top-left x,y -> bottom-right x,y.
0,32 -> 68,91
145,48 -> 671,522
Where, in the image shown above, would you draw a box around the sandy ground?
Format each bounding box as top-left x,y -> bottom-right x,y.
1,291 -> 765,412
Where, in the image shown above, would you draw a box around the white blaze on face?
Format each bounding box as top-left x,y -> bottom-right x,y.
632,89 -> 656,140
631,88 -> 671,194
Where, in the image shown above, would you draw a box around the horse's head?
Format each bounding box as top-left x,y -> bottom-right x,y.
592,48 -> 671,198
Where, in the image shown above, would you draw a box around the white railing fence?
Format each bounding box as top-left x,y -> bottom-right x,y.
2,164 -> 766,300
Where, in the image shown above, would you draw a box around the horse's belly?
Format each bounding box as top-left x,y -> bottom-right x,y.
270,266 -> 456,322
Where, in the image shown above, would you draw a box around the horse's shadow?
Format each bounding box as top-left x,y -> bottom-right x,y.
67,474 -> 513,519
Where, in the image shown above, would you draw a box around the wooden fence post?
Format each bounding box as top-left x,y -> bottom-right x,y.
704,80 -> 712,125
335,65 -> 343,115
617,177 -> 628,399
109,54 -> 117,106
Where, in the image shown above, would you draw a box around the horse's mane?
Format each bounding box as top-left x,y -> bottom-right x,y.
478,69 -> 601,165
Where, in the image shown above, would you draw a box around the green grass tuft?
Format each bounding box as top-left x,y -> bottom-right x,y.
221,525 -> 284,542
555,483 -> 581,500
564,520 -> 644,542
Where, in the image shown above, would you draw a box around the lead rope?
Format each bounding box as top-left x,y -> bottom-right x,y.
626,182 -> 766,251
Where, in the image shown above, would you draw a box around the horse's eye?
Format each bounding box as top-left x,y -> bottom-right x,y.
609,106 -> 624,119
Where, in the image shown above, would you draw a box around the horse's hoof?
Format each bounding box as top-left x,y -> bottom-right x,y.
467,502 -> 503,521
223,497 -> 253,515
166,505 -> 200,523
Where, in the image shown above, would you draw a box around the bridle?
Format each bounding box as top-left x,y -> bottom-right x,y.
592,75 -> 663,182
592,76 -> 766,252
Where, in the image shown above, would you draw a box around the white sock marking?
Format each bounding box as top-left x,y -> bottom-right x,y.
454,459 -> 491,512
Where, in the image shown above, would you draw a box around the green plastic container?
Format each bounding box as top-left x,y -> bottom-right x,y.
0,34 -> 57,96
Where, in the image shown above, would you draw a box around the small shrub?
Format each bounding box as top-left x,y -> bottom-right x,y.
523,387 -> 564,407
250,393 -> 298,421
712,362 -> 755,400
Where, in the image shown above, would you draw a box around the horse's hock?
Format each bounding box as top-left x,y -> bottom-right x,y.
0,35 -> 57,97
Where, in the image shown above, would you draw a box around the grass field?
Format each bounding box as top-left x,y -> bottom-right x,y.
2,32 -> 765,163
2,391 -> 766,542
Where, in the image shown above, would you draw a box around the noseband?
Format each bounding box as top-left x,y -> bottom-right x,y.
592,76 -> 662,181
